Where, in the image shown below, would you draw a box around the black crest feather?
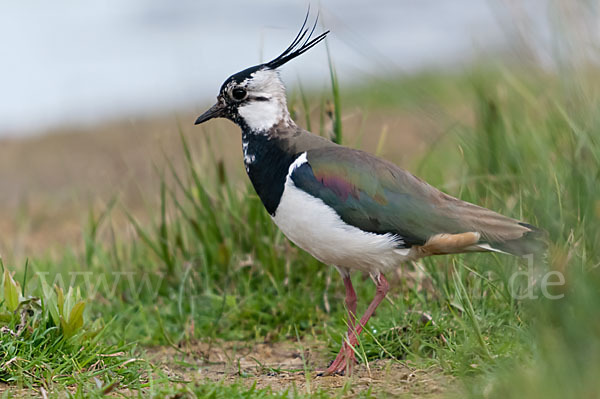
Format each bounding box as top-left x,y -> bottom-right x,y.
264,9 -> 329,69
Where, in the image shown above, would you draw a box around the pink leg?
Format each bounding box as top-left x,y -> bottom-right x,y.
322,274 -> 357,375
343,274 -> 358,331
322,273 -> 390,376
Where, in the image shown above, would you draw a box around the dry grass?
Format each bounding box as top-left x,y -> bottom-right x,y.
0,105 -> 448,259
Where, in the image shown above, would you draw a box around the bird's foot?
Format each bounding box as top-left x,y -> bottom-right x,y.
318,342 -> 357,376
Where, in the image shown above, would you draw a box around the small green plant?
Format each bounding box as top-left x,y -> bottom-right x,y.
2,268 -> 21,313
41,280 -> 86,338
0,263 -> 142,391
2,266 -> 88,340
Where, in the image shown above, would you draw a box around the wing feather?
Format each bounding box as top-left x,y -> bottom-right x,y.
289,146 -> 545,255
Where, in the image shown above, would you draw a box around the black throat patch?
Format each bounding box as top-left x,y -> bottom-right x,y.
242,130 -> 297,215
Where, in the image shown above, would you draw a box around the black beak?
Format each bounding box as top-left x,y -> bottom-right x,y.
194,102 -> 226,125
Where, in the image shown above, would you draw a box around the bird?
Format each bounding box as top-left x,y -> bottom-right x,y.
194,14 -> 546,376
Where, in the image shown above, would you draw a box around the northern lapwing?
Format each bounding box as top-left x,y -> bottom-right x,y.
194,15 -> 546,376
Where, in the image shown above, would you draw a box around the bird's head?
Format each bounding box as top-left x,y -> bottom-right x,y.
195,14 -> 329,133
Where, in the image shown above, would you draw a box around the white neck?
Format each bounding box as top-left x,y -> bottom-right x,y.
238,97 -> 290,132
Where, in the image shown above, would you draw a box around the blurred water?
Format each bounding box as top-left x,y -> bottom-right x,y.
0,1 -> 538,136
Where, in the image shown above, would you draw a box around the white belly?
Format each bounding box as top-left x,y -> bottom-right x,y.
271,153 -> 411,273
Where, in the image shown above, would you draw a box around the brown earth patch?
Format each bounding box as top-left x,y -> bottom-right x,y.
146,340 -> 451,397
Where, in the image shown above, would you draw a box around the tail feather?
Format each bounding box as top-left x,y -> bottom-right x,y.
485,222 -> 548,257
451,201 -> 548,257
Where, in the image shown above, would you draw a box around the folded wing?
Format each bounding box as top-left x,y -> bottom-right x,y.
290,147 -> 546,256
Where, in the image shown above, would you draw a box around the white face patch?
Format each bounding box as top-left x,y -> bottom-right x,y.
237,69 -> 290,132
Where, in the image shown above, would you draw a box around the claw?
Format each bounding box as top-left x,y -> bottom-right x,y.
320,342 -> 356,376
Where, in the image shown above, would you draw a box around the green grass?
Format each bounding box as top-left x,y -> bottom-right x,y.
1,63 -> 599,397
0,262 -> 144,395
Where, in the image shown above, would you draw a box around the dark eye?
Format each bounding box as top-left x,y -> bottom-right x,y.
231,87 -> 247,101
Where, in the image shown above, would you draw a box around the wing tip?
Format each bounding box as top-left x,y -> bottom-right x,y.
485,223 -> 549,257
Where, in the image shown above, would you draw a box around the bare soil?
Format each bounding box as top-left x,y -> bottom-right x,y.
147,340 -> 451,397
0,340 -> 450,397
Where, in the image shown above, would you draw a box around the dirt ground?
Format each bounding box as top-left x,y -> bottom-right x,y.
147,340 -> 450,397
0,340 -> 450,398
